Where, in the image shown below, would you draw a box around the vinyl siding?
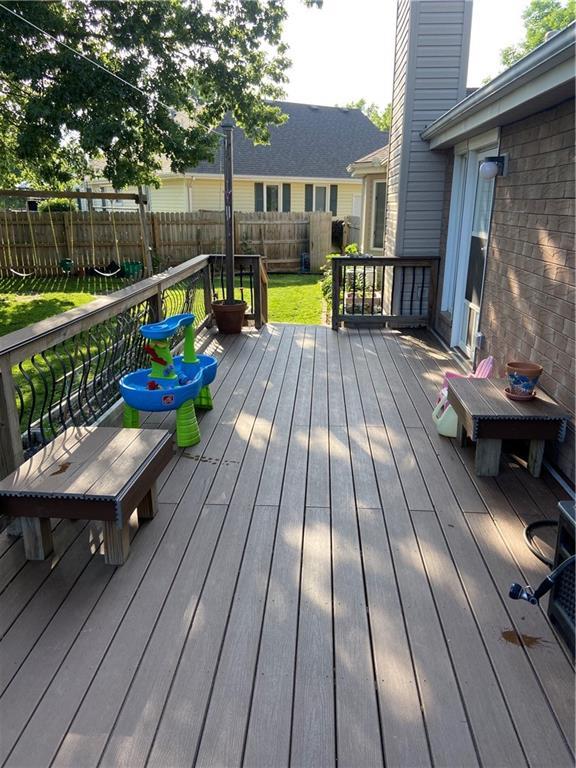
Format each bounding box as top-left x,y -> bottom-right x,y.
385,0 -> 472,258
188,178 -> 361,215
150,179 -> 188,212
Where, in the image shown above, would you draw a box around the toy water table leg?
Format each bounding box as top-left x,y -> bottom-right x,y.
123,403 -> 140,428
194,385 -> 213,411
176,399 -> 201,447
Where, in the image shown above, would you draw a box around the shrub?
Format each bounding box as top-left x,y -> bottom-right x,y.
37,198 -> 78,212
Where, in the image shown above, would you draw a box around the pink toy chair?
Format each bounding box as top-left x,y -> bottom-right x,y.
435,356 -> 495,404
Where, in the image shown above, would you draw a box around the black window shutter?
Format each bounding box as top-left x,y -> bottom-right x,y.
254,182 -> 264,212
282,183 -> 291,212
329,185 -> 338,216
304,184 -> 313,212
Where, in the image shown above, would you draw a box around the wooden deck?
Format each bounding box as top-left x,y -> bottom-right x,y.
0,324 -> 573,768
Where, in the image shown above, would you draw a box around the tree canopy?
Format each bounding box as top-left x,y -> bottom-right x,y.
0,0 -> 312,189
341,99 -> 392,133
501,0 -> 575,67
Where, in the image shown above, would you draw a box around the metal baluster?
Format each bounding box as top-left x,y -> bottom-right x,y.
18,361 -> 35,452
371,266 -> 376,315
361,266 -> 367,315
249,264 -> 254,312
352,265 -> 357,315
40,350 -> 58,439
30,355 -> 50,446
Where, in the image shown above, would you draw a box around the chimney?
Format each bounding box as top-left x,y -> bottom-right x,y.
384,0 -> 473,259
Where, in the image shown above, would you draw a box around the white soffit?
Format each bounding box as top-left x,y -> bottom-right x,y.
421,24 -> 575,149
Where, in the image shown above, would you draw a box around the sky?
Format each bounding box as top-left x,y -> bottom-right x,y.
281,0 -> 529,108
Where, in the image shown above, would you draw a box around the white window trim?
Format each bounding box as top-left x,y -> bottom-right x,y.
370,180 -> 386,251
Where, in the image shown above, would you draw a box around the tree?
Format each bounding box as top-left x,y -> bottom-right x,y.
341,99 -> 392,132
501,0 -> 575,67
0,1 -> 314,189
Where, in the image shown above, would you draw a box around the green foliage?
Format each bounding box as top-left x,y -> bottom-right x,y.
0,1 -> 306,188
501,0 -> 575,66
37,198 -> 78,212
344,242 -> 360,255
341,99 -> 392,132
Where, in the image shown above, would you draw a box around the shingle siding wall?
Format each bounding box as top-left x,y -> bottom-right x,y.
481,99 -> 575,480
385,0 -> 472,258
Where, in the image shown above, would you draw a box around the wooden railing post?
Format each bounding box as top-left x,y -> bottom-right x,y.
0,359 -> 25,480
259,257 -> 268,325
252,256 -> 264,330
331,258 -> 341,331
202,264 -> 213,327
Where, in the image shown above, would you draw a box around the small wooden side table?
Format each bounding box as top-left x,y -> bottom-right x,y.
0,426 -> 173,565
447,378 -> 570,477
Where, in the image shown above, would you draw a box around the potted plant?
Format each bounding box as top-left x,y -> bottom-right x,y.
506,361 -> 544,400
211,115 -> 247,333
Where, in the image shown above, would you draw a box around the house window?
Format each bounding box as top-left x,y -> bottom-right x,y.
266,184 -> 279,212
314,185 -> 327,211
371,181 -> 386,249
282,183 -> 291,212
255,182 -> 282,212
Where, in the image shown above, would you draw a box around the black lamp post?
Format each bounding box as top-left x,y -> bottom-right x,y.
222,113 -> 235,304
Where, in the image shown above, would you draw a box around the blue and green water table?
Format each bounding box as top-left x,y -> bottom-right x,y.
119,313 -> 217,447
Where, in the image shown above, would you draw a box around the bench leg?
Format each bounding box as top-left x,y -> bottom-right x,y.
528,439 -> 545,478
103,521 -> 130,565
475,438 -> 502,476
138,483 -> 158,520
458,423 -> 467,448
21,517 -> 54,560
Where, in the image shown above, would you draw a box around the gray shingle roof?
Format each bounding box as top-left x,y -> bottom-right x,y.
190,101 -> 389,179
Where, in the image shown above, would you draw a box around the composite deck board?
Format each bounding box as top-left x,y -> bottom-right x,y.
291,506 -> 335,768
1,325 -> 573,768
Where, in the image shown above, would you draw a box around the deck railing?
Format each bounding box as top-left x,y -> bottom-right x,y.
210,254 -> 268,329
330,256 -> 440,330
0,254 -> 267,480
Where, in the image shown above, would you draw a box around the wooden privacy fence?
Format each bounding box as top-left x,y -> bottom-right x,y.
0,210 -> 333,276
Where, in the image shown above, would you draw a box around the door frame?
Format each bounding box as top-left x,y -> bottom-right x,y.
449,135 -> 499,354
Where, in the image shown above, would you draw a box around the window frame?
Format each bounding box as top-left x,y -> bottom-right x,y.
371,180 -> 386,250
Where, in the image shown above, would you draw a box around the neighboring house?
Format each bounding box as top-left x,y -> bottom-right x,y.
371,0 -> 574,481
347,145 -> 388,255
95,102 -> 388,217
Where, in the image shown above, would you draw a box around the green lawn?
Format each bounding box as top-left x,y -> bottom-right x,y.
0,272 -> 325,337
267,273 -> 323,324
0,276 -> 125,336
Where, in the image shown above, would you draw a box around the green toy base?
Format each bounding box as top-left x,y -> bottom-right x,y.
194,385 -> 213,411
176,400 -> 201,447
123,404 -> 140,428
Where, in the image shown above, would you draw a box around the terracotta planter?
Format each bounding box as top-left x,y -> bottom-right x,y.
506,361 -> 543,397
212,300 -> 247,334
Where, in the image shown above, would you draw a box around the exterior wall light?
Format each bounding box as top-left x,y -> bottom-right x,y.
479,155 -> 507,180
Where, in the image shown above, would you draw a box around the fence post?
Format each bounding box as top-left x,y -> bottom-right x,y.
0,358 -> 24,480
331,258 -> 341,331
137,186 -> 153,275
309,212 -> 332,273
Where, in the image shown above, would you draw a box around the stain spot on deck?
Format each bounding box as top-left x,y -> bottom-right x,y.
501,629 -> 550,648
50,462 -> 71,476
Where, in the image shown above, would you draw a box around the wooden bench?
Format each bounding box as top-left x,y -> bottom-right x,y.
447,377 -> 570,477
0,426 -> 173,565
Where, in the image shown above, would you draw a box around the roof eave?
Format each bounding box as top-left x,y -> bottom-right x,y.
420,23 -> 575,149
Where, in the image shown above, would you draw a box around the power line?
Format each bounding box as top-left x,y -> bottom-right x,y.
0,1 -> 225,137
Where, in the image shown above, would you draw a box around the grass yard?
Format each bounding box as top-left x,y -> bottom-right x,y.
0,272 -> 325,338
267,273 -> 324,324
0,276 -> 125,336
